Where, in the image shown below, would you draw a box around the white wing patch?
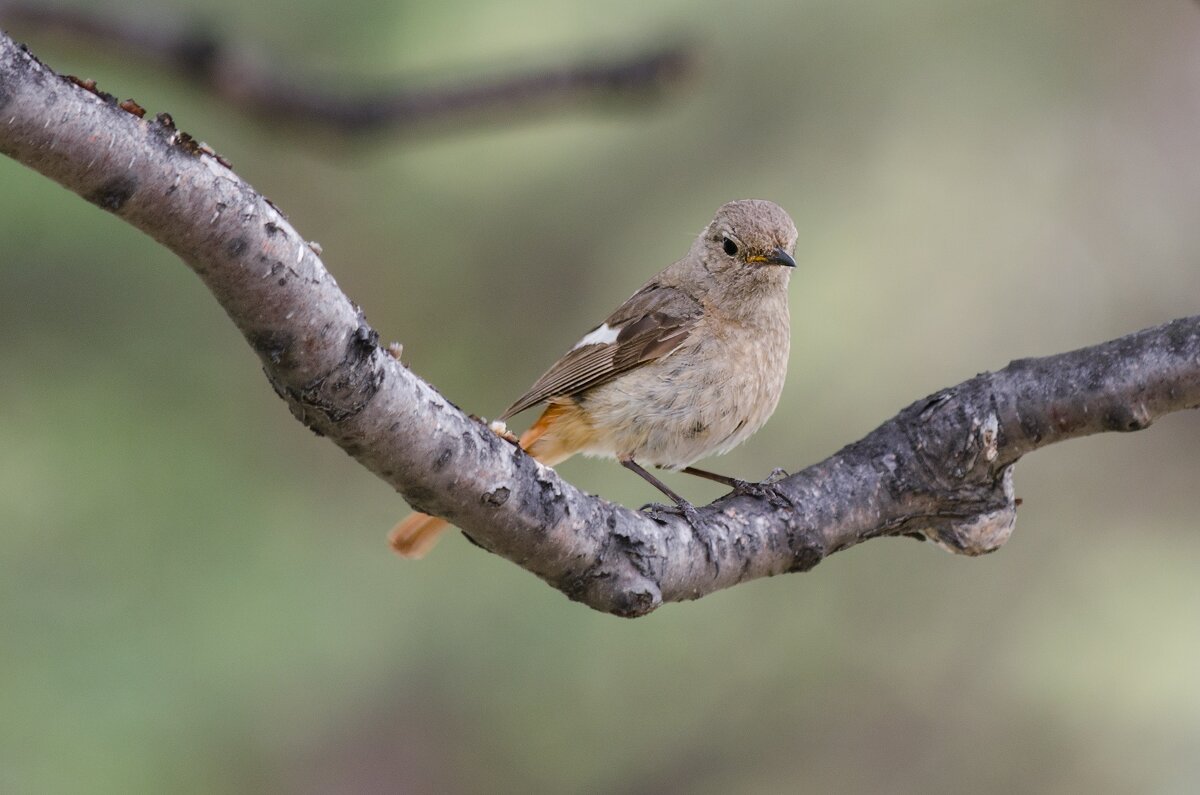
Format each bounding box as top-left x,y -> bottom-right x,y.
572,323 -> 620,350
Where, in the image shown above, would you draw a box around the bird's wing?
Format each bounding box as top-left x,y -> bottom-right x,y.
500,283 -> 702,420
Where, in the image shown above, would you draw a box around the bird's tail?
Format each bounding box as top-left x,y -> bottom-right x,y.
387,512 -> 452,560
388,403 -> 578,558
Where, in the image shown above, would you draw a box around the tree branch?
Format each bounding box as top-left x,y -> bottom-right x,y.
0,3 -> 692,135
2,32 -> 1198,617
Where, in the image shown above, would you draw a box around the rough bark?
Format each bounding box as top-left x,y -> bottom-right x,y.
2,32 -> 1198,617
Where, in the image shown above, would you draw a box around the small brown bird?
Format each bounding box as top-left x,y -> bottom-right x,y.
390,199 -> 798,558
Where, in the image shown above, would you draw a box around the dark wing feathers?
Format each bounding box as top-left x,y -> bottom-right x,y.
500,284 -> 701,420
501,344 -> 618,419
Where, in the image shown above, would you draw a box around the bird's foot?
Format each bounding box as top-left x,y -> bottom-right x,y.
728,468 -> 791,508
765,467 -> 789,484
640,500 -> 722,568
641,500 -> 683,522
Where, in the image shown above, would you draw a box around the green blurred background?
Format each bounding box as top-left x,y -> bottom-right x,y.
3,1 -> 1200,792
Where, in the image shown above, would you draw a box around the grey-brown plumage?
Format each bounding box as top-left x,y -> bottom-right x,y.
504,198 -> 797,468
500,284 -> 702,420
391,199 -> 799,557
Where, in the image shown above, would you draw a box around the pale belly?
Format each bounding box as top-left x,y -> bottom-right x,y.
574,325 -> 789,468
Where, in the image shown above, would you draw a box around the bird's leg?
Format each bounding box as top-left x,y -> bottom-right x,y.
622,457 -> 699,523
679,466 -> 791,508
622,456 -> 721,565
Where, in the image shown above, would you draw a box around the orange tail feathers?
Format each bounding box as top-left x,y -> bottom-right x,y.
388,403 -> 580,559
388,512 -> 450,559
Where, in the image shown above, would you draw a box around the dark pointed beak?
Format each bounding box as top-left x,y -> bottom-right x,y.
770,248 -> 796,268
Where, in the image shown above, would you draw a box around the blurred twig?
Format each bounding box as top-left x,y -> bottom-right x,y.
2,33 -> 1199,616
0,1 -> 693,135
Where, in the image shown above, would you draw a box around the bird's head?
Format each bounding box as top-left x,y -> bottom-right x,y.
689,199 -> 798,303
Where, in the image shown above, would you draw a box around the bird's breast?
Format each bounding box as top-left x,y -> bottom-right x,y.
576,303 -> 790,467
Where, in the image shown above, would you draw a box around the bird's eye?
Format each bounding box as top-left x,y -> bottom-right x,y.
722,236 -> 739,257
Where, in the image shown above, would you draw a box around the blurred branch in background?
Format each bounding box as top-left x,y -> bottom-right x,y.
2,32 -> 1199,618
0,1 -> 693,136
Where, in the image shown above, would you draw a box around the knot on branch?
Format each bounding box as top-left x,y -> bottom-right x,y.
921,465 -> 1017,556
895,400 -> 1018,555
258,318 -> 385,431
565,510 -> 668,618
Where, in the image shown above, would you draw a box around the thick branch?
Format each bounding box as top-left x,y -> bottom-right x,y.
0,3 -> 692,135
2,33 -> 1198,617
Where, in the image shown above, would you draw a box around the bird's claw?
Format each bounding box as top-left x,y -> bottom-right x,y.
639,500 -> 703,527
639,501 -> 677,523
639,500 -> 721,568
729,474 -> 791,508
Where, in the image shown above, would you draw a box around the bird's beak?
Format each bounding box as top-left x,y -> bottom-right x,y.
746,248 -> 796,268
768,248 -> 796,268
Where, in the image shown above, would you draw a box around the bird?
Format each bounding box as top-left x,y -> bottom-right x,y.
390,199 -> 798,558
